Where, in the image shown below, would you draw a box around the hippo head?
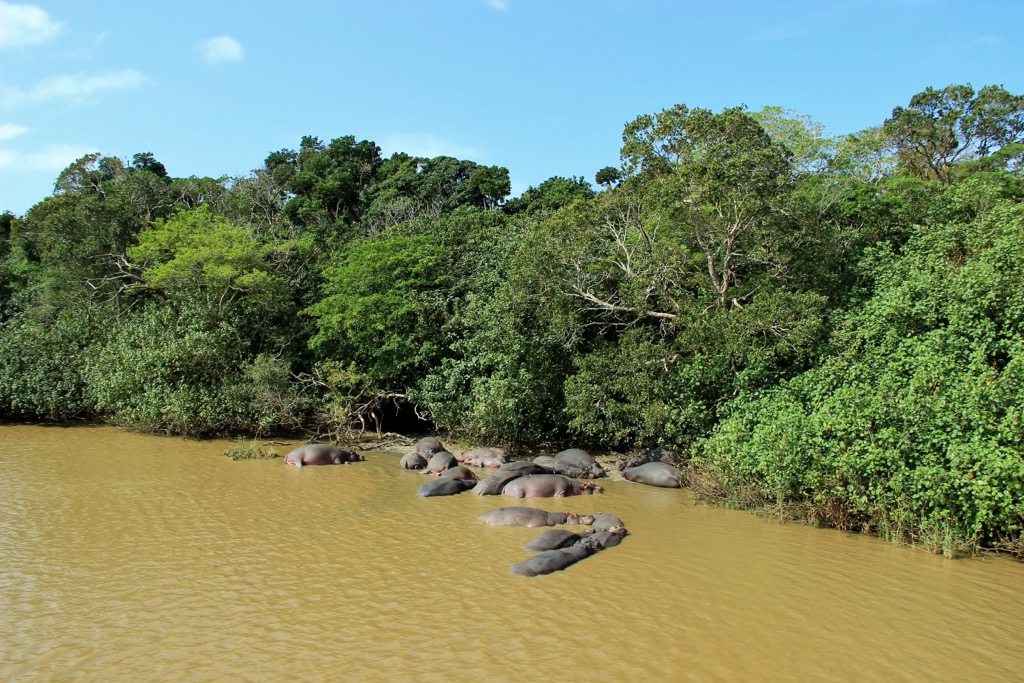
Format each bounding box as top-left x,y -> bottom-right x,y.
339,449 -> 365,462
580,481 -> 604,494
567,513 -> 595,525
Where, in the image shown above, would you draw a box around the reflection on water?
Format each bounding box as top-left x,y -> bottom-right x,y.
1,424 -> 1022,681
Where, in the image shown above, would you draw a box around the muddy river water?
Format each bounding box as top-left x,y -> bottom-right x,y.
2,423 -> 1023,681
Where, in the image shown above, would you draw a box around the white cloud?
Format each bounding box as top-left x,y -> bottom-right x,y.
0,143 -> 96,171
0,69 -> 144,107
198,35 -> 244,65
0,122 -> 28,140
485,0 -> 509,10
0,0 -> 61,49
379,134 -> 483,161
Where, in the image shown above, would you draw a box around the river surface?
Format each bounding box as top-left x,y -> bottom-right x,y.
1,424 -> 1023,681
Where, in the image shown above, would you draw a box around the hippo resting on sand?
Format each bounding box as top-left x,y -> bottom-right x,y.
477,507 -> 595,527
501,474 -> 603,498
415,437 -> 447,457
509,526 -> 628,577
622,462 -> 682,488
285,444 -> 365,466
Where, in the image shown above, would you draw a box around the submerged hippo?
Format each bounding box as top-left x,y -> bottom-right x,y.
522,528 -> 593,551
417,478 -> 475,497
501,474 -> 603,498
509,526 -> 628,577
591,512 -> 626,531
622,462 -> 682,488
477,507 -> 595,527
508,543 -> 595,577
284,444 -> 364,467
472,471 -> 523,496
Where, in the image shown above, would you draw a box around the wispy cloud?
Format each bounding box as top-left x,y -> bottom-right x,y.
379,134 -> 483,161
0,122 -> 28,140
0,143 -> 96,171
198,35 -> 244,64
0,69 -> 144,107
485,0 -> 509,11
0,0 -> 61,49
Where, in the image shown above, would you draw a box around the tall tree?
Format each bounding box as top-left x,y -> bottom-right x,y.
884,84 -> 1024,183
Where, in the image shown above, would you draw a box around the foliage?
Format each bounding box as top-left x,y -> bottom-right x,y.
693,193 -> 1024,555
4,84 -> 1024,554
222,440 -> 281,460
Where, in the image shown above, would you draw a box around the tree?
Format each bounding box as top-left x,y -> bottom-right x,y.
283,135 -> 383,230
884,84 -> 1024,183
595,166 -> 623,189
622,105 -> 794,309
503,175 -> 594,216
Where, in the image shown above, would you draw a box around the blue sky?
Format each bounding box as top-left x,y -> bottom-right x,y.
1,0 -> 1021,215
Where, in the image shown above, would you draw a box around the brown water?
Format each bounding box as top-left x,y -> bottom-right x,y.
1,424 -> 1022,681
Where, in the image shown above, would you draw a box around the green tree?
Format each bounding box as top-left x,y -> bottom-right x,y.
884,84 -> 1024,183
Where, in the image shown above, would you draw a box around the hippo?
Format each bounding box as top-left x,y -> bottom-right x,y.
508,543 -> 595,577
581,526 -> 628,549
548,461 -> 604,479
439,465 -> 477,482
415,437 -> 447,457
591,512 -> 626,531
501,474 -> 603,498
509,526 -> 628,577
459,446 -> 507,465
498,461 -> 552,475
616,446 -> 677,471
400,452 -> 428,470
533,455 -> 557,468
622,462 -> 682,488
522,528 -> 593,551
472,471 -> 523,496
284,444 -> 364,467
553,448 -> 606,478
423,451 -> 458,475
477,507 -> 595,527
417,478 -> 475,497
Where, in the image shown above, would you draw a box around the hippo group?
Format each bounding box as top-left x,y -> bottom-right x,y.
473,506 -> 629,576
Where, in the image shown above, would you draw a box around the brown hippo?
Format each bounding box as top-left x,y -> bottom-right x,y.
461,447 -> 507,467
622,462 -> 682,488
498,460 -> 552,475
439,465 -> 477,482
284,444 -> 364,467
477,507 -> 595,527
400,452 -> 428,470
501,474 -> 603,498
423,451 -> 458,475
